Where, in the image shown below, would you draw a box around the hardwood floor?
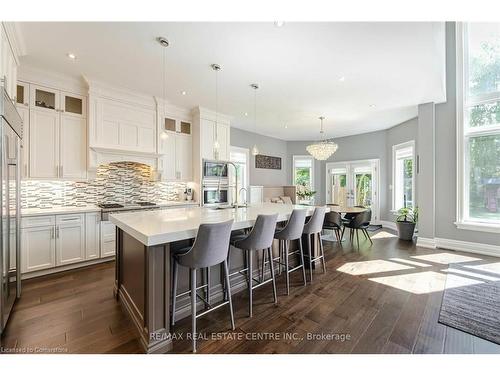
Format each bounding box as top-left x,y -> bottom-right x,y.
2,229 -> 500,354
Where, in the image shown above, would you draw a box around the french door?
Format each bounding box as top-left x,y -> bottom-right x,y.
325,159 -> 380,222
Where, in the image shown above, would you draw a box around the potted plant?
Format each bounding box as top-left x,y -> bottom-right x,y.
296,183 -> 317,205
396,206 -> 418,240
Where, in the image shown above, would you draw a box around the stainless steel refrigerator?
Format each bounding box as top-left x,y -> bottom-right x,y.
0,86 -> 22,339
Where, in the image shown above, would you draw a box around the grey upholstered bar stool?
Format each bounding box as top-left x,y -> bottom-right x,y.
171,219 -> 235,353
230,214 -> 278,317
273,209 -> 307,295
302,206 -> 327,282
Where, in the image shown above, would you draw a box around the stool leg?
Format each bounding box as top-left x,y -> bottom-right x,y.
356,229 -> 360,248
223,259 -> 235,330
285,240 -> 290,295
307,234 -> 313,282
205,267 -> 211,309
171,259 -> 179,326
248,250 -> 253,317
190,268 -> 197,353
298,238 -> 307,286
318,232 -> 326,273
260,248 -> 266,282
268,247 -> 278,304
278,240 -> 283,275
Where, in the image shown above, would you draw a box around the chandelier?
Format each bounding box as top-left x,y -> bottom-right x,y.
306,116 -> 338,160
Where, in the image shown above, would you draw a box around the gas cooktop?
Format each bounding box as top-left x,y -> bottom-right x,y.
97,202 -> 157,210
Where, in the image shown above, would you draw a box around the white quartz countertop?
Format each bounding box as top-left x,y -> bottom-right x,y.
21,201 -> 199,217
109,203 -> 326,247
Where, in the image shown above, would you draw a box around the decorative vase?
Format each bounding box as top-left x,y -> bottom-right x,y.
396,221 -> 416,241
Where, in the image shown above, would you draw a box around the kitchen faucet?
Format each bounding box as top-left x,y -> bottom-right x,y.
225,161 -> 240,209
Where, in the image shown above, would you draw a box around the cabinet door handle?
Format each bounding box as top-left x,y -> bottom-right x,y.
51,227 -> 54,238
56,227 -> 59,238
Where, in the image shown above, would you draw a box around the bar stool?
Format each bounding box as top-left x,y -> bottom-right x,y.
302,207 -> 327,282
171,219 -> 235,353
273,209 -> 307,295
230,214 -> 278,317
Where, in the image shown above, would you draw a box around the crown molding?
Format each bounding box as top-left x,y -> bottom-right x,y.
2,22 -> 26,64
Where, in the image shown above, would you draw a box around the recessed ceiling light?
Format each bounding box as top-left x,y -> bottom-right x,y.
244,112 -> 248,117
181,91 -> 187,96
284,125 -> 288,129
369,104 -> 377,108
274,21 -> 285,27
67,53 -> 77,60
339,76 -> 345,82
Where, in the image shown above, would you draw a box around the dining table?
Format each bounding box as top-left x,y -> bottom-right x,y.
321,204 -> 367,242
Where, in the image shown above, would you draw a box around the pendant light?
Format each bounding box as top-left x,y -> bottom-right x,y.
306,116 -> 338,160
158,36 -> 169,141
250,83 -> 259,156
211,64 -> 221,159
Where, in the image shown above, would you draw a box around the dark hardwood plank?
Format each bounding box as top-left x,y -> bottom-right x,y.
2,232 -> 500,354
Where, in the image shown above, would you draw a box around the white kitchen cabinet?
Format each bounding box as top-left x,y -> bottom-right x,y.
21,225 -> 56,273
0,24 -> 18,100
100,221 -> 116,257
28,84 -> 87,180
85,212 -> 100,260
29,108 -> 59,178
55,214 -> 85,266
200,118 -> 230,161
91,97 -> 156,153
60,116 -> 86,179
17,89 -> 30,178
160,133 -> 192,181
176,134 -> 192,180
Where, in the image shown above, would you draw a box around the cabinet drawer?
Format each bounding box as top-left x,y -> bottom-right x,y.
56,213 -> 84,225
21,215 -> 56,228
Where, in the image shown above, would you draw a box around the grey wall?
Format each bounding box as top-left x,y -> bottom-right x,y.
230,127 -> 288,187
385,117 -> 419,220
287,119 -> 417,221
431,22 -> 500,245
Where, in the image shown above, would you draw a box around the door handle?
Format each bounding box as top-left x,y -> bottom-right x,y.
51,227 -> 54,238
56,227 -> 60,238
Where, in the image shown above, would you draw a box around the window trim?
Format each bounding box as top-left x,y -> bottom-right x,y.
391,140 -> 415,212
455,22 -> 500,232
292,155 -> 315,189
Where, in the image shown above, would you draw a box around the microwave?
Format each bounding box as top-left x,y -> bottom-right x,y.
202,181 -> 229,206
203,160 -> 228,179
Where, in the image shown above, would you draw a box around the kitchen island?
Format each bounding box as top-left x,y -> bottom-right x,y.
109,203 -> 322,353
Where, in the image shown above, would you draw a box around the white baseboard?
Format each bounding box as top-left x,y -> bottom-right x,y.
21,257 -> 115,280
435,237 -> 500,258
416,237 -> 436,249
379,220 -> 397,231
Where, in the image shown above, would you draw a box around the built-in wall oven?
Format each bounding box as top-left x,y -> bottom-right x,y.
202,180 -> 229,207
203,160 -> 228,180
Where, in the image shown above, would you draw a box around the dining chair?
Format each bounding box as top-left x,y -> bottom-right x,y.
344,208 -> 373,247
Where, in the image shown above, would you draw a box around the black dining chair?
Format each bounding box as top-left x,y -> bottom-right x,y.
344,208 -> 373,247
323,211 -> 344,243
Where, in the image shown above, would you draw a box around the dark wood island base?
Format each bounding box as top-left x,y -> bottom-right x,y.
114,229 -> 173,353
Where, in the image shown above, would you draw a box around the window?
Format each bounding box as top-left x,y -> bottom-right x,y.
457,23 -> 500,230
293,155 -> 314,189
230,147 -> 249,205
392,141 -> 415,211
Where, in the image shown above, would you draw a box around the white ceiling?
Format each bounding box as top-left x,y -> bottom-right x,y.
17,22 -> 446,140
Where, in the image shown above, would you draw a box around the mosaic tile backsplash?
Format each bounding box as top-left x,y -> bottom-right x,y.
22,162 -> 189,209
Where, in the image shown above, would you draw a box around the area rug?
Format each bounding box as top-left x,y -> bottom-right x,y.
438,263 -> 500,345
367,224 -> 382,232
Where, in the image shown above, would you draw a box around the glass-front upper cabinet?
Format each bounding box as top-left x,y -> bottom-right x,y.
161,117 -> 191,135
62,92 -> 86,118
16,82 -> 29,107
30,84 -> 59,112
180,121 -> 191,135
